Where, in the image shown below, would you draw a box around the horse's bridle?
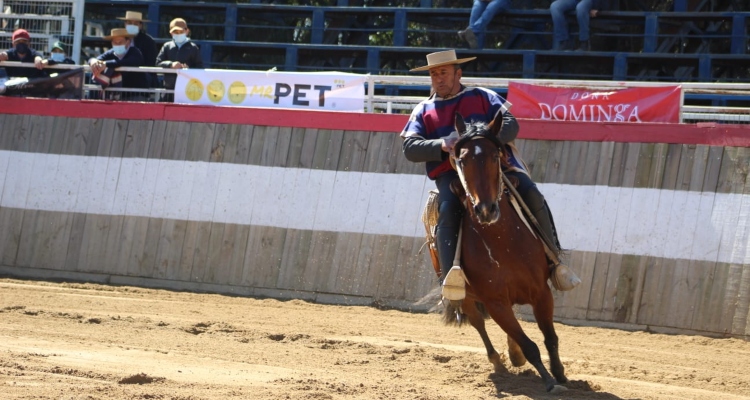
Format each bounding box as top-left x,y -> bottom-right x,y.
450,135 -> 505,210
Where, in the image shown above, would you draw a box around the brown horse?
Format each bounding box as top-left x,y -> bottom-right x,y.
446,112 -> 567,393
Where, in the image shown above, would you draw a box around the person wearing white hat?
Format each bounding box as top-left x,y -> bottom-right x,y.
400,50 -> 579,297
118,10 -> 157,86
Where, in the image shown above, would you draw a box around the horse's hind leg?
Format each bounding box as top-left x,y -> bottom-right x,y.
463,299 -> 506,372
484,302 -> 562,392
533,288 -> 567,384
506,335 -> 526,367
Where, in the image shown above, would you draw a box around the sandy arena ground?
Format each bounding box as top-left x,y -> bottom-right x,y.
1,278 -> 749,400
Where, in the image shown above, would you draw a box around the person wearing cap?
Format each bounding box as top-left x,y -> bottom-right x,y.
119,11 -> 157,86
88,28 -> 148,93
156,18 -> 204,101
38,41 -> 75,67
458,0 -> 512,49
0,28 -> 47,79
400,50 -> 579,297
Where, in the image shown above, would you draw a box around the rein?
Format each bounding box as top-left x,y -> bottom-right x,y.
450,136 -> 505,210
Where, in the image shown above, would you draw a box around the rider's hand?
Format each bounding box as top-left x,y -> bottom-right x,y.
442,136 -> 458,153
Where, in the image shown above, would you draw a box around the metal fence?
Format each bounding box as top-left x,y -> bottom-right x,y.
0,0 -> 84,64
1,60 -> 749,124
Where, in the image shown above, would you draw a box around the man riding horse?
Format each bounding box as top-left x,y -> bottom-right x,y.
400,50 -> 580,298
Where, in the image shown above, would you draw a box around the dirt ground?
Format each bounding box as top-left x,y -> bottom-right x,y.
1,278 -> 749,400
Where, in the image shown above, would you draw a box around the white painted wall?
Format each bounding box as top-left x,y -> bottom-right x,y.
2,150 -> 748,265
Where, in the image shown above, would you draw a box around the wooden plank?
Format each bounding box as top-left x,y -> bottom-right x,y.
563,141 -> 587,185
296,128 -> 318,169
543,140 -> 565,184
528,140 -> 551,182
594,141 -> 615,186
634,256 -> 664,326
0,208 -> 23,266
284,127 -> 306,168
272,126 -> 293,167
311,129 -> 332,170
606,142 -> 627,187
272,228 -> 310,290
362,131 -> 387,174
226,224 -> 251,286
337,130 -> 367,172
242,226 -> 287,289
112,120 -> 155,276
632,143 -> 656,189
154,122 -> 191,279
329,232 -> 364,295
325,129 -> 345,170
96,118 -> 130,274
304,231 -> 338,292
247,125 -> 267,165
203,221 -> 229,283
663,259 -> 694,329
674,144 -> 696,191
554,250 -> 595,320
701,146 -> 724,193
261,125 -> 281,166
128,120 -> 168,278
580,141 -> 601,186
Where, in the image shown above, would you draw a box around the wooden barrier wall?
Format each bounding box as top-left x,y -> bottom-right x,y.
0,97 -> 748,339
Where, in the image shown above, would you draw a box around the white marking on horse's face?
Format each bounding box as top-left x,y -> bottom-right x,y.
472,142 -> 483,157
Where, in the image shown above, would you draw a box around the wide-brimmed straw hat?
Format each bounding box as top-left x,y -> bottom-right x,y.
410,49 -> 476,72
103,28 -> 135,41
116,11 -> 150,22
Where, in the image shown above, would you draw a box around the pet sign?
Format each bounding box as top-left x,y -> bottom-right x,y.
174,69 -> 366,112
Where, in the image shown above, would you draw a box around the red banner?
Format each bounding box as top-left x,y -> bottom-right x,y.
507,82 -> 682,123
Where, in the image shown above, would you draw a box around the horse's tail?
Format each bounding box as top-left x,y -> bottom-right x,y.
442,300 -> 489,326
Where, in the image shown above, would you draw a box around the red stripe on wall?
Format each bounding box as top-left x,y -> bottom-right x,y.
3,97 -> 749,147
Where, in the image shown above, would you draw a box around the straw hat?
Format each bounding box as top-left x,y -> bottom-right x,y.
410,50 -> 476,72
103,28 -> 135,41
116,11 -> 150,22
169,18 -> 188,33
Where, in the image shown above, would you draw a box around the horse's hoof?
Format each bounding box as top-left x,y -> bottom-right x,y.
549,384 -> 568,394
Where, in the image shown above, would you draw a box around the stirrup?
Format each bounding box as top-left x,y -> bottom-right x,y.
550,263 -> 581,291
442,266 -> 466,301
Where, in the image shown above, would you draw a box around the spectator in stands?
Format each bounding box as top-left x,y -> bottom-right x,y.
401,49 -> 580,297
119,11 -> 157,87
88,28 -> 148,97
458,0 -> 511,49
156,18 -> 203,102
38,41 -> 75,67
550,0 -> 610,51
0,29 -> 47,79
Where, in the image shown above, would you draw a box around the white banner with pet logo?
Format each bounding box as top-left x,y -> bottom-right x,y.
174,69 -> 365,112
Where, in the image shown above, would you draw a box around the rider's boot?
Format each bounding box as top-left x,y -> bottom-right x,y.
532,204 -> 581,291
436,202 -> 465,300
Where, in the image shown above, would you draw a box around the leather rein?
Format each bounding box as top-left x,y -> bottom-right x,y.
450,135 -> 506,210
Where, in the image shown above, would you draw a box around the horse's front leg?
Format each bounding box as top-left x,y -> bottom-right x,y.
533,288 -> 567,384
483,302 -> 564,393
462,298 -> 506,372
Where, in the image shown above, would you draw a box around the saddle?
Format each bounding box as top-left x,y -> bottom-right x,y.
421,176 -> 562,281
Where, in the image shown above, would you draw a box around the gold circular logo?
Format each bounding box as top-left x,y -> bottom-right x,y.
184,78 -> 204,101
206,80 -> 225,103
228,81 -> 247,105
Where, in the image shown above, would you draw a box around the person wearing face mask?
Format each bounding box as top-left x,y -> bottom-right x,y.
88,28 -> 148,96
156,18 -> 204,102
0,29 -> 48,79
118,11 -> 157,87
38,41 -> 75,67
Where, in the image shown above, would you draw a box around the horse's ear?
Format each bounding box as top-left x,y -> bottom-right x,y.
487,110 -> 504,138
455,113 -> 467,135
